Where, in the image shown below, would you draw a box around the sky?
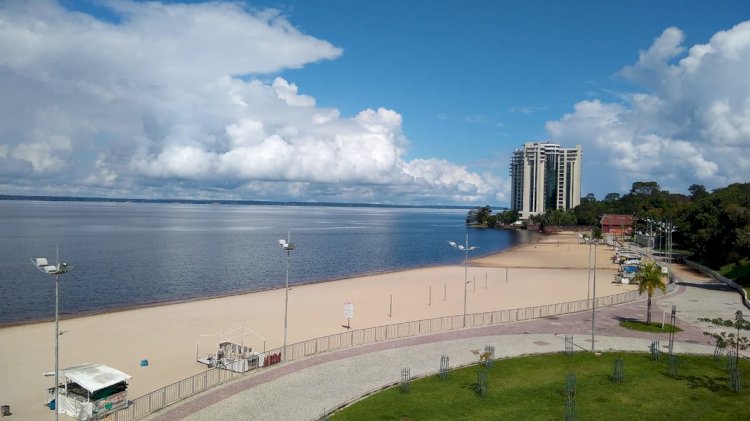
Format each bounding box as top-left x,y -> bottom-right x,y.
1,0 -> 749,206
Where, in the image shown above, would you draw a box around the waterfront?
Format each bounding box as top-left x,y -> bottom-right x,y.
0,200 -> 532,325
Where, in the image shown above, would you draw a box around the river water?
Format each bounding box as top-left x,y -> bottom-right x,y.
0,200 -> 533,325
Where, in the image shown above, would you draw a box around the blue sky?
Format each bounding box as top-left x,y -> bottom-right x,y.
1,0 -> 749,205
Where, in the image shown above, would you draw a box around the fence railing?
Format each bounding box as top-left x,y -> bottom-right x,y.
104,288 -> 643,421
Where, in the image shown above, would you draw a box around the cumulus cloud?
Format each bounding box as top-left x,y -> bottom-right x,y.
0,0 -> 495,204
547,21 -> 750,195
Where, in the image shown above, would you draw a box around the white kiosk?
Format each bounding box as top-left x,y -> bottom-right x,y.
44,363 -> 130,420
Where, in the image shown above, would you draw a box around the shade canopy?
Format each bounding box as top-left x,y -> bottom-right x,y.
45,363 -> 130,393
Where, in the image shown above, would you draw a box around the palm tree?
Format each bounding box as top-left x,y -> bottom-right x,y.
634,261 -> 667,324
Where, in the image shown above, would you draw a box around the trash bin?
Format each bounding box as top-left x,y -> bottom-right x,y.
1,404 -> 11,416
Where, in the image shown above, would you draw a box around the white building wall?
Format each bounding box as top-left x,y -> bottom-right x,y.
509,142 -> 582,219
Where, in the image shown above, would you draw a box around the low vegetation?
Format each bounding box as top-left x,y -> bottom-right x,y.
619,320 -> 682,333
331,352 -> 747,420
719,259 -> 750,287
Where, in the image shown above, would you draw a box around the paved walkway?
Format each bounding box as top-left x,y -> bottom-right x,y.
150,264 -> 748,421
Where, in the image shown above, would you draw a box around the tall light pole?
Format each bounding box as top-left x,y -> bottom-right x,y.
586,239 -> 592,301
647,218 -> 654,254
278,233 -> 295,362
588,239 -> 598,352
666,221 -> 677,282
448,234 -> 478,327
32,246 -> 72,420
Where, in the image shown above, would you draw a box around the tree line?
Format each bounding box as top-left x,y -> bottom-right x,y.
465,206 -> 519,227
467,181 -> 750,276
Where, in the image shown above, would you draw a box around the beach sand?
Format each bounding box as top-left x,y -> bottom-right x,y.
0,232 -> 631,420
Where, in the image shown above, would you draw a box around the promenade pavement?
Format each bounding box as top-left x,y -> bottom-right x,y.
150,264 -> 748,421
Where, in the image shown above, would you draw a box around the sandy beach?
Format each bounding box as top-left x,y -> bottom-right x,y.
0,232 -> 631,420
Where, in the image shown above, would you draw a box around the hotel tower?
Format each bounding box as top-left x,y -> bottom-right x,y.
509,142 -> 582,219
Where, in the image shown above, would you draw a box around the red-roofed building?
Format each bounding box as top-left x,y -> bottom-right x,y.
600,214 -> 634,235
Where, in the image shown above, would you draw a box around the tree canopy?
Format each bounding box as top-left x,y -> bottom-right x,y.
464,181 -> 749,280
634,261 -> 667,325
570,181 -> 749,273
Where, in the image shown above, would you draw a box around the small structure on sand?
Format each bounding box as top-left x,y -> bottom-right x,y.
44,363 -> 130,420
196,326 -> 270,373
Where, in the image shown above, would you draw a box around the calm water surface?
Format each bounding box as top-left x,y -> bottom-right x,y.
0,201 -> 534,325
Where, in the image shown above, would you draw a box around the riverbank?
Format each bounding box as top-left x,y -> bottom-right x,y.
0,232 -> 631,420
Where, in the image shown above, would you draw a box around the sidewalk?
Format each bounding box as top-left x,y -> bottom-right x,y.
151,264 -> 747,421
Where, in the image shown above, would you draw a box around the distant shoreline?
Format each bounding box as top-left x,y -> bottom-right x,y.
0,194 -> 508,211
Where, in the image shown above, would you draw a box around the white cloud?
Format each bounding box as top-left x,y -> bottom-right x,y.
11,134 -> 72,172
509,105 -> 547,114
547,21 -> 750,195
0,0 -> 496,204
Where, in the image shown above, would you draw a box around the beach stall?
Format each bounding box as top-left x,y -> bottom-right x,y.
619,265 -> 639,284
44,363 -> 130,420
196,326 -> 269,373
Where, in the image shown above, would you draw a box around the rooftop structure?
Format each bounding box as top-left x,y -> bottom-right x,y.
43,363 -> 130,420
601,214 -> 635,235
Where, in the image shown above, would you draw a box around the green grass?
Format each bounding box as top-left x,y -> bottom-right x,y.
331,352 -> 749,421
619,320 -> 683,333
719,259 -> 750,286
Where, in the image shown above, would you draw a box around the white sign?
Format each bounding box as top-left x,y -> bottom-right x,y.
344,302 -> 354,319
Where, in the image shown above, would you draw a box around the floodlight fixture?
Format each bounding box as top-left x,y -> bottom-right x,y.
448,234 -> 478,327
278,232 -> 295,361
31,246 -> 73,421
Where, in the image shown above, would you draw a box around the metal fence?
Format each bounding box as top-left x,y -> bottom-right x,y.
103,289 -> 642,421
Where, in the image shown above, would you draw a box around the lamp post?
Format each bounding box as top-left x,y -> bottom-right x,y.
586,239 -> 592,301
448,234 -> 478,327
278,233 -> 295,362
666,221 -> 677,282
647,218 -> 654,252
588,239 -> 598,352
32,246 -> 72,420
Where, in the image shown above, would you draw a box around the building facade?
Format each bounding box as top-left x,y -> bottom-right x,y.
509,142 -> 582,219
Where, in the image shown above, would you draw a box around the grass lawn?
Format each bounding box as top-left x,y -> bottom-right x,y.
719,259 -> 750,286
619,320 -> 682,333
331,352 -> 749,421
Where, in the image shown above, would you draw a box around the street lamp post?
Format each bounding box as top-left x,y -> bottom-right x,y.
32,246 -> 72,420
587,240 -> 592,301
278,233 -> 295,362
588,239 -> 598,352
666,221 -> 677,282
448,234 -> 478,327
647,218 -> 654,252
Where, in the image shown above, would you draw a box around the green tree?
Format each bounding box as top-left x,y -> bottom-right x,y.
688,184 -> 709,202
630,181 -> 661,196
539,208 -> 577,226
634,261 -> 667,324
604,192 -> 621,202
466,205 -> 492,226
499,209 -> 520,225
573,198 -> 601,226
592,226 -> 602,240
681,183 -> 750,267
699,310 -> 750,366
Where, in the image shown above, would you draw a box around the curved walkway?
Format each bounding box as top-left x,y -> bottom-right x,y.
150,264 -> 747,421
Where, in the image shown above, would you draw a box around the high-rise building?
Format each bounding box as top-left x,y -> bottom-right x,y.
509,142 -> 582,219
